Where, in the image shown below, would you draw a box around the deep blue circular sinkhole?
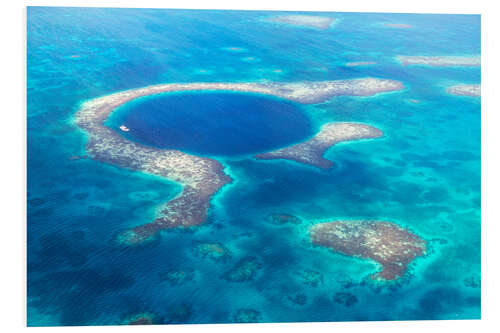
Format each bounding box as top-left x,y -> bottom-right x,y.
111,91 -> 314,156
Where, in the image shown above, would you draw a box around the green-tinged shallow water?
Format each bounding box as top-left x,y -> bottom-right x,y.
27,7 -> 480,326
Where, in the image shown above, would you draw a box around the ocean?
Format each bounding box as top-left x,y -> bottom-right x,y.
27,7 -> 481,325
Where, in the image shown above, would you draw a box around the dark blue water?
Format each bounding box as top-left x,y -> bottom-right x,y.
27,7 -> 480,326
109,92 -> 314,156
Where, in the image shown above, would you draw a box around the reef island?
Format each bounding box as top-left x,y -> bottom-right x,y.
266,15 -> 336,30
397,55 -> 480,67
310,220 -> 427,280
74,78 -> 403,245
447,84 -> 481,97
256,122 -> 383,169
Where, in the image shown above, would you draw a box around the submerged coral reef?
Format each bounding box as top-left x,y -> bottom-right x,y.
256,122 -> 383,169
397,55 -> 480,67
266,15 -> 336,30
310,220 -> 427,280
447,84 -> 481,97
74,79 -> 402,244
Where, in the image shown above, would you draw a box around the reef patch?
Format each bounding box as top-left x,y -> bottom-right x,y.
159,268 -> 196,286
310,220 -> 427,280
222,256 -> 263,282
295,269 -> 324,287
266,15 -> 336,30
121,312 -> 158,325
232,308 -> 262,323
285,292 -> 308,307
463,274 -> 481,288
333,292 -> 358,307
192,241 -> 232,262
447,84 -> 481,97
383,23 -> 413,28
266,213 -> 302,225
165,304 -> 192,324
397,55 -> 480,67
256,122 -> 383,169
345,61 -> 376,67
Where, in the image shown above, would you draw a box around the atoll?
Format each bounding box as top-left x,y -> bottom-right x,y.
256,122 -> 383,169
310,220 -> 427,280
397,55 -> 480,67
266,15 -> 336,30
74,78 -> 402,244
446,84 -> 481,97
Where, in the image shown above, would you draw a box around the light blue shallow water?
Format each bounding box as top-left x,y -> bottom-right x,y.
27,7 -> 480,326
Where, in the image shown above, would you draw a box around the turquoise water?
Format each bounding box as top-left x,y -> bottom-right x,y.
27,7 -> 480,326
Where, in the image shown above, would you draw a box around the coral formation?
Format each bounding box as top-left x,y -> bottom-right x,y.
256,122 -> 383,169
74,78 -> 402,243
310,220 -> 427,280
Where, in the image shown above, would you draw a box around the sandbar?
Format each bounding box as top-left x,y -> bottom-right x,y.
266,15 -> 336,30
255,122 -> 383,169
310,220 -> 427,280
446,84 -> 481,97
397,55 -> 480,67
383,23 -> 413,29
74,78 -> 403,244
345,61 -> 376,67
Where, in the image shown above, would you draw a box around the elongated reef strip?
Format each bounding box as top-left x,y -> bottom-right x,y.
447,84 -> 481,97
74,79 -> 403,244
266,15 -> 337,30
255,122 -> 383,169
310,220 -> 427,280
345,61 -> 376,67
383,23 -> 413,28
397,55 -> 480,67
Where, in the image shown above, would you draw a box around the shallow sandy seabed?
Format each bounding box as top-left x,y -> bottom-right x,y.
74,78 -> 403,244
446,84 -> 481,97
383,23 -> 413,29
345,61 -> 376,67
397,55 -> 480,67
266,15 -> 337,30
310,220 -> 427,280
